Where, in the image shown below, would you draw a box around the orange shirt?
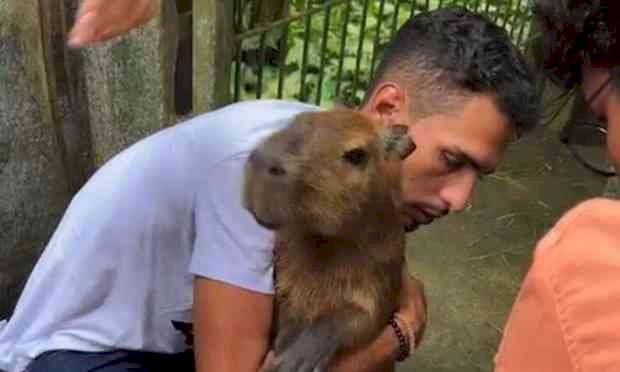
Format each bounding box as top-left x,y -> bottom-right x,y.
494,198 -> 620,372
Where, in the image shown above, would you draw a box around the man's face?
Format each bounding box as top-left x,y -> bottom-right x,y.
395,95 -> 512,232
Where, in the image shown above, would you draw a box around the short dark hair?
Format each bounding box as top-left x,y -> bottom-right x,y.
365,6 -> 540,133
533,0 -> 620,91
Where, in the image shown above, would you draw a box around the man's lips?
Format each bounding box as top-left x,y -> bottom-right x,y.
409,207 -> 434,224
402,205 -> 447,230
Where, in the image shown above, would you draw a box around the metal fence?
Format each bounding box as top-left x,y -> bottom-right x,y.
230,0 -> 535,108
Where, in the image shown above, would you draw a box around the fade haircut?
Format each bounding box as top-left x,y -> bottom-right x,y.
365,6 -> 540,133
532,0 -> 620,92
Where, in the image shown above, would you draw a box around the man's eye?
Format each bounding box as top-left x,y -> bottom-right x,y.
441,151 -> 465,170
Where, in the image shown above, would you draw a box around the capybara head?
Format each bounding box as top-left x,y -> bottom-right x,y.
242,109 -> 415,237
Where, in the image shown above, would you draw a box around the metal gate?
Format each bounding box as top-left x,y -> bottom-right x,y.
230,0 -> 535,108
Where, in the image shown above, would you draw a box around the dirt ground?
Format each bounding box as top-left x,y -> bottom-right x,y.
398,122 -> 608,371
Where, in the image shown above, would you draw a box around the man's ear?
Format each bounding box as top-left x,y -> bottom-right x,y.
381,125 -> 416,160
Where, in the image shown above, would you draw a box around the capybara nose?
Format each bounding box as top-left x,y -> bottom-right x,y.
248,148 -> 287,177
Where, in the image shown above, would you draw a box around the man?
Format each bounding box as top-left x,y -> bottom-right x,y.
494,1 -> 620,371
0,4 -> 540,372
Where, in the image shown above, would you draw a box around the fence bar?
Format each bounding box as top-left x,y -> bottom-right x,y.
235,0 -> 244,31
233,0 -> 243,102
484,0 -> 492,16
510,0 -> 524,39
256,32 -> 267,99
335,0 -> 352,97
316,4 -> 333,105
235,0 -> 348,41
299,0 -> 313,101
516,10 -> 529,47
473,0 -> 482,12
277,22 -> 289,99
352,0 -> 371,100
370,0 -> 387,77
251,0 -> 265,29
502,0 -> 513,29
390,0 -> 402,39
494,9 -> 502,23
234,41 -> 242,101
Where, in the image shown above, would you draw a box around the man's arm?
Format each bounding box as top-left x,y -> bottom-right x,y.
189,153 -> 280,372
193,276 -> 274,372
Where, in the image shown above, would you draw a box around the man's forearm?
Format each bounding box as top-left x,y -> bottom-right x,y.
330,325 -> 400,372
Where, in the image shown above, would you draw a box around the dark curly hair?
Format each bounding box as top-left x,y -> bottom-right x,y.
365,6 -> 540,133
533,0 -> 620,91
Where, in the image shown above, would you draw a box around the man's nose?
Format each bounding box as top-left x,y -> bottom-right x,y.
438,171 -> 477,212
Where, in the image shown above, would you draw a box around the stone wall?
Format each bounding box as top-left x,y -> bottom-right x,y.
0,0 -> 178,318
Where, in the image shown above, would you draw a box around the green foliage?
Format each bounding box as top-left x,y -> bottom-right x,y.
233,0 -> 534,108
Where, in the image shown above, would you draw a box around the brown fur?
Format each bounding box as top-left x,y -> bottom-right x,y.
243,109 -> 415,372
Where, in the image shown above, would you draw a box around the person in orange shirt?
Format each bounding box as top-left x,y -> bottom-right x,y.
494,1 -> 620,371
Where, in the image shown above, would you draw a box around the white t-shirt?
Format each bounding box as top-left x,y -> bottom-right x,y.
0,99 -> 321,372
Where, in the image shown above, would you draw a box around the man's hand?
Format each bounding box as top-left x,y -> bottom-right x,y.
67,0 -> 160,48
397,268 -> 428,349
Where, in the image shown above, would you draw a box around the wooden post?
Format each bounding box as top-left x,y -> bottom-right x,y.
79,0 -> 179,167
193,0 -> 234,114
38,0 -> 96,194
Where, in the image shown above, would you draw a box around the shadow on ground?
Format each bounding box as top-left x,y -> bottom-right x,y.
399,124 -> 607,372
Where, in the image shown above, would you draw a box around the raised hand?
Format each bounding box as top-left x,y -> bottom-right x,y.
67,0 -> 160,48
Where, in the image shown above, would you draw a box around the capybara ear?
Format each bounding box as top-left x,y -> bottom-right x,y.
381,124 -> 416,160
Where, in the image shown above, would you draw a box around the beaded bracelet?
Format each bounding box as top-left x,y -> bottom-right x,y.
388,314 -> 411,362
393,312 -> 417,349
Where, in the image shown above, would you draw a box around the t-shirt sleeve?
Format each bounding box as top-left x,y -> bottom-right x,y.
189,153 -> 275,295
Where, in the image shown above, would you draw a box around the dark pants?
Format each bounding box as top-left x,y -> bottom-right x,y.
25,349 -> 195,372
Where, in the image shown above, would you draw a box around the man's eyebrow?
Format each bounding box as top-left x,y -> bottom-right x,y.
454,149 -> 496,175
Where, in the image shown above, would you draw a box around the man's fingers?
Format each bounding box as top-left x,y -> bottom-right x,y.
68,11 -> 101,47
74,0 -> 106,18
67,0 -> 159,48
68,0 -> 109,46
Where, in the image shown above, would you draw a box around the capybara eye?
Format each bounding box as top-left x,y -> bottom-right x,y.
342,148 -> 368,167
